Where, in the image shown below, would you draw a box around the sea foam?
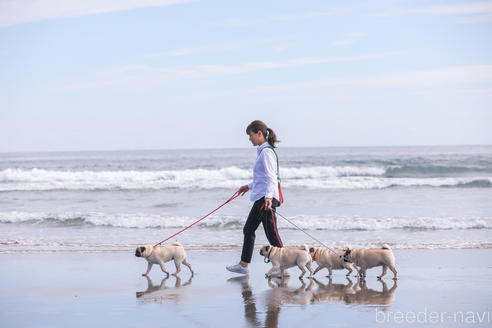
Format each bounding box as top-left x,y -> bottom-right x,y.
1,211 -> 491,231
1,167 -> 490,191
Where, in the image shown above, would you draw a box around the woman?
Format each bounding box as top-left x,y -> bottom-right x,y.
226,120 -> 283,275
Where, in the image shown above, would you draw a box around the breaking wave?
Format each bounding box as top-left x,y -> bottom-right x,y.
384,165 -> 492,177
1,211 -> 491,231
0,167 -> 490,191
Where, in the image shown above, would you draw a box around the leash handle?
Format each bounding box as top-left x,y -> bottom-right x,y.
153,191 -> 240,248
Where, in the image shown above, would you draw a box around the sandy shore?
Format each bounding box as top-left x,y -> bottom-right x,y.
1,249 -> 491,327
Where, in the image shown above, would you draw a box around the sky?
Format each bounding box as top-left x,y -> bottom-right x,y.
1,0 -> 491,152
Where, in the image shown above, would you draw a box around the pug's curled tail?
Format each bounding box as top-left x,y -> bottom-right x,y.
299,244 -> 309,252
381,244 -> 391,250
171,241 -> 183,247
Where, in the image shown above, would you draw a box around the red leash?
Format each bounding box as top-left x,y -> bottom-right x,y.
153,191 -> 241,248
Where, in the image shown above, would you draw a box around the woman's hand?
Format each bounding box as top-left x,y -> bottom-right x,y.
265,198 -> 272,210
238,185 -> 249,196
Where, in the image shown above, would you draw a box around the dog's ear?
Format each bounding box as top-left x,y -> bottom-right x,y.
265,245 -> 270,251
309,247 -> 314,253
344,249 -> 351,255
140,246 -> 146,254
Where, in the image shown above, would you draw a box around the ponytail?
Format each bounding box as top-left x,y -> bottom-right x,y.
265,128 -> 278,148
246,120 -> 280,148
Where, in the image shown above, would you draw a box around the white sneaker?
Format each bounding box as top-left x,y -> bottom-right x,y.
226,263 -> 249,275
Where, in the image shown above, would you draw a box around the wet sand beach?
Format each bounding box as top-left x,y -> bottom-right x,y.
1,249 -> 491,327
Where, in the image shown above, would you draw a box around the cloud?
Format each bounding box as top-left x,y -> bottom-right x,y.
185,53 -> 393,75
408,1 -> 492,16
145,37 -> 299,58
228,65 -> 492,94
216,11 -> 339,27
271,43 -> 298,53
65,52 -> 400,90
0,0 -> 194,28
374,1 -> 492,21
177,52 -> 399,76
332,32 -> 366,47
146,41 -> 256,58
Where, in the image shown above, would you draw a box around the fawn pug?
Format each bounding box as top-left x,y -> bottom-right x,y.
135,242 -> 194,277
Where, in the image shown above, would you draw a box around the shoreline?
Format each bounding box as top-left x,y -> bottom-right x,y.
2,245 -> 492,254
1,249 -> 491,327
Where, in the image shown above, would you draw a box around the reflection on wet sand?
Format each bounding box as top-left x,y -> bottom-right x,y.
344,279 -> 397,307
264,277 -> 314,328
229,276 -> 313,328
312,278 -> 398,308
135,275 -> 193,304
228,276 -> 261,328
311,277 -> 355,303
232,276 -> 398,328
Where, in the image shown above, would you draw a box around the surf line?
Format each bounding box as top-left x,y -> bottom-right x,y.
153,191 -> 241,248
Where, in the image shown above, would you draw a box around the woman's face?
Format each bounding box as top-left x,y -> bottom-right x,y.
248,131 -> 265,146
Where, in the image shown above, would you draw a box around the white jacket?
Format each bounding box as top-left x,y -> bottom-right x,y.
248,142 -> 279,202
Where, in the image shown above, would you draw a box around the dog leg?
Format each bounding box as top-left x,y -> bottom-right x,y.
182,259 -> 194,276
172,260 -> 181,276
359,267 -> 366,279
174,276 -> 183,287
345,277 -> 353,288
380,279 -> 388,293
327,266 -> 333,277
266,265 -> 280,278
389,264 -> 398,280
354,265 -> 362,278
306,261 -> 314,278
346,264 -> 353,276
306,278 -> 314,291
378,265 -> 388,279
159,261 -> 169,276
297,264 -> 306,279
143,263 -> 153,276
313,265 -> 323,276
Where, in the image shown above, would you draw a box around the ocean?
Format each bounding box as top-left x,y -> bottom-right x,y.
1,145 -> 491,253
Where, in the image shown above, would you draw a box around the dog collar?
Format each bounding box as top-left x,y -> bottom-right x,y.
311,248 -> 319,261
145,246 -> 155,259
264,248 -> 273,263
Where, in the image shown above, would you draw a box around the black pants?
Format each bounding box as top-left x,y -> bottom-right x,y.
241,197 -> 283,263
